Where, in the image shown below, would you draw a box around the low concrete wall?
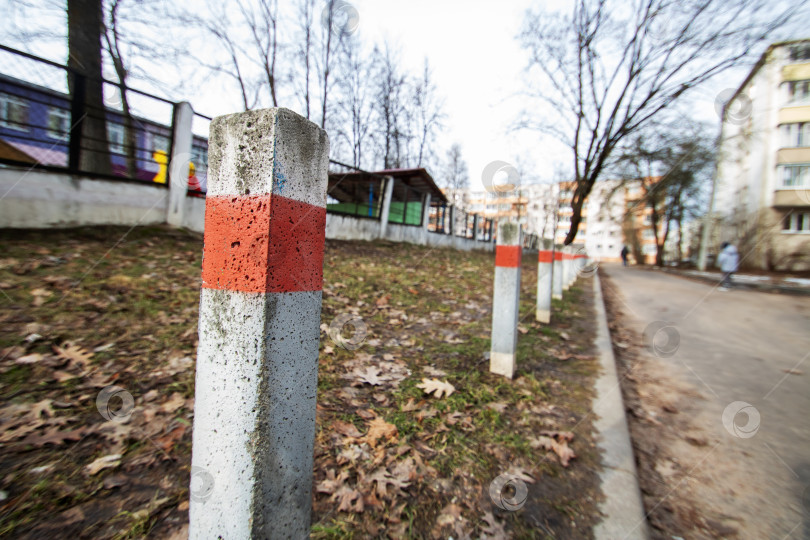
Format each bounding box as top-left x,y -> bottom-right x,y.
183,196 -> 206,233
0,168 -> 168,229
425,230 -> 493,251
0,168 -> 493,253
325,213 -> 380,241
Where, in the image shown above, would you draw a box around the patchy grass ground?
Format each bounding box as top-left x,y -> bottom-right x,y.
0,225 -> 602,538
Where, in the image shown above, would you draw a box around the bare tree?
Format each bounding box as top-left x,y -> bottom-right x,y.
336,37 -> 375,168
372,43 -> 409,169
411,59 -> 445,168
518,0 -> 796,245
442,143 -> 469,207
193,0 -> 281,112
292,0 -> 316,119
614,127 -> 713,265
67,0 -> 111,174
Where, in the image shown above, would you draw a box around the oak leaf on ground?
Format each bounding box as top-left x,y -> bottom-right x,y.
416,378 -> 455,398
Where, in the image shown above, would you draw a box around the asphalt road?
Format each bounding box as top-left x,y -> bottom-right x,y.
603,264 -> 810,538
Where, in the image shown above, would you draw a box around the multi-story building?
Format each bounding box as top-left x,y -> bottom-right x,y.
451,177 -> 667,263
715,39 -> 810,271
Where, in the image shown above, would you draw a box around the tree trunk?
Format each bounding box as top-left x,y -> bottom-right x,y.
68,0 -> 112,176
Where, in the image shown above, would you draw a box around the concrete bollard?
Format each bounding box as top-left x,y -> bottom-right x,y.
189,108 -> 329,539
536,238 -> 554,323
490,221 -> 522,379
552,244 -> 564,300
562,247 -> 572,292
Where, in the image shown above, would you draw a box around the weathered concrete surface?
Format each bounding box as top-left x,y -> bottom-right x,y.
603,264 -> 810,538
536,238 -> 554,323
490,221 -> 522,379
0,168 -> 168,228
190,107 -> 328,539
592,275 -> 649,540
552,245 -> 564,300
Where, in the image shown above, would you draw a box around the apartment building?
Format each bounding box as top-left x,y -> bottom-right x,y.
715,39 -> 810,271
452,178 -> 664,263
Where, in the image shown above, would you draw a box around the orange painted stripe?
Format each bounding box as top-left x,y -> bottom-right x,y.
495,245 -> 522,268
201,194 -> 326,293
554,252 -> 564,261
538,250 -> 553,263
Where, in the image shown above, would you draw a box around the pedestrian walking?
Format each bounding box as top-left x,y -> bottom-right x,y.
620,246 -> 629,267
716,242 -> 739,290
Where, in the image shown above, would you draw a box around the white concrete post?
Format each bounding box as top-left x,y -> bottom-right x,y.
190,108 -> 329,539
167,101 -> 194,227
536,238 -> 554,323
378,176 -> 394,239
421,193 -> 431,229
490,221 -> 522,379
562,246 -> 573,291
552,244 -> 564,300
420,193 -> 432,244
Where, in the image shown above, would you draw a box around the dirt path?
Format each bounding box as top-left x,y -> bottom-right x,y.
600,265 -> 810,539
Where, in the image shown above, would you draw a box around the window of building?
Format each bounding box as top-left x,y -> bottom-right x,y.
151,133 -> 170,153
785,80 -> 810,105
46,108 -> 70,140
779,165 -> 810,188
783,212 -> 810,233
192,144 -> 208,168
789,44 -> 810,62
0,93 -> 29,131
107,123 -> 125,155
643,244 -> 657,254
643,229 -> 655,239
780,123 -> 810,147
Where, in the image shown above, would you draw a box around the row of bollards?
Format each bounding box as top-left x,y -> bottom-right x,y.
489,222 -> 589,379
188,108 -> 588,537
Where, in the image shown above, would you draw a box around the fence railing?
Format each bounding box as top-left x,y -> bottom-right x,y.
0,44 -> 202,189
428,204 -> 494,242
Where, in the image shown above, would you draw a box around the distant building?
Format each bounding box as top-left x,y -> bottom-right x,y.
715,39 -> 810,271
453,178 -> 667,263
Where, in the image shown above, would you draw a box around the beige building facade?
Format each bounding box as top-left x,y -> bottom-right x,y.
715,39 -> 810,271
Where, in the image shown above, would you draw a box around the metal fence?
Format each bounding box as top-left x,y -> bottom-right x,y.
0,45 -> 198,188
387,179 -> 425,226
326,160 -> 386,220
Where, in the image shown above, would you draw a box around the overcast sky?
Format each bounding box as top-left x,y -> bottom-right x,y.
2,0 -> 796,191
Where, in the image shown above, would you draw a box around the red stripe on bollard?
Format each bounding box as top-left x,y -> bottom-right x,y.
538,250 -> 553,263
201,194 -> 327,293
554,251 -> 564,261
495,245 -> 522,267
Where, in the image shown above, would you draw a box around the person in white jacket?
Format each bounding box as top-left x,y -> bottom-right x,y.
716,242 -> 739,290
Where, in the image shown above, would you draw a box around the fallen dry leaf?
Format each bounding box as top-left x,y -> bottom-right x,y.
332,419 -> 363,438
335,485 -> 364,512
531,434 -> 576,467
53,342 -> 93,370
160,392 -> 186,414
366,467 -> 410,499
316,469 -> 349,495
364,417 -> 398,448
84,454 -> 122,476
481,511 -> 508,539
416,378 -> 455,399
15,353 -> 43,365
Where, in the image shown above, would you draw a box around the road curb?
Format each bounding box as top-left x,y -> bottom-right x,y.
591,274 -> 650,540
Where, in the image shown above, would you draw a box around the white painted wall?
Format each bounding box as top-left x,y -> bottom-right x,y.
0,168 -> 168,229
0,167 -> 493,253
